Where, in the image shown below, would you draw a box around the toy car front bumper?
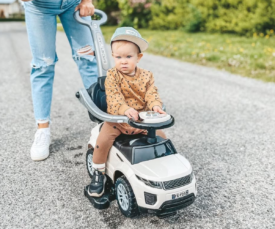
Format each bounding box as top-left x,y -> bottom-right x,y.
132,175 -> 197,210
139,193 -> 196,218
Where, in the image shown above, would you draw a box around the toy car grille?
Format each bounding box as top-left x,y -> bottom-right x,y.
163,174 -> 191,190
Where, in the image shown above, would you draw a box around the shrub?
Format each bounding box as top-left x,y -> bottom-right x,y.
200,0 -> 275,35
93,0 -> 119,25
184,3 -> 203,32
117,0 -> 153,28
149,0 -> 275,35
149,0 -> 186,30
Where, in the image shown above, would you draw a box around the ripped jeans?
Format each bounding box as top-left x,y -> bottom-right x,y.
24,0 -> 98,124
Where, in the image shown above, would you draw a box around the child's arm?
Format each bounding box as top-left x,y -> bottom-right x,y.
145,72 -> 163,111
124,108 -> 139,121
105,70 -> 134,116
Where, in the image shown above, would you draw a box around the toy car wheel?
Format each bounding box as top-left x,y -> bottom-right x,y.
115,176 -> 140,218
86,148 -> 94,178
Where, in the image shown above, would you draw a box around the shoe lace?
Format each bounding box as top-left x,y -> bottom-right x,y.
34,131 -> 50,146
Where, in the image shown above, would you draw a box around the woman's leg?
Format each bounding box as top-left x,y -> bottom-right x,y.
24,5 -> 58,125
24,3 -> 58,160
59,5 -> 98,89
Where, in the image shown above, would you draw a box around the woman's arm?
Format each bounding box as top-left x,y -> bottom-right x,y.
75,0 -> 95,17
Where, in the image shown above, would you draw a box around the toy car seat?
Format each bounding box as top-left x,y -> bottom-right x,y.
86,76 -> 107,123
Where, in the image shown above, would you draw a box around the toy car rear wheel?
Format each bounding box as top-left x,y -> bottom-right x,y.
86,148 -> 94,179
115,176 -> 140,218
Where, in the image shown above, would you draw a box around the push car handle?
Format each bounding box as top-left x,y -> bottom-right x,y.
73,9 -> 111,78
76,88 -> 174,128
76,88 -> 129,123
73,9 -> 107,25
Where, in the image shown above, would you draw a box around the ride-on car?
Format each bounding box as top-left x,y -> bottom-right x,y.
74,9 -> 197,218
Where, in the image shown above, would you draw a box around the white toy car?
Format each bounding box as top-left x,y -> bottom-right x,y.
74,10 -> 197,218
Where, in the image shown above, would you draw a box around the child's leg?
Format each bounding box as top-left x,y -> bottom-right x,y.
156,130 -> 167,139
93,122 -> 122,164
88,122 -> 121,197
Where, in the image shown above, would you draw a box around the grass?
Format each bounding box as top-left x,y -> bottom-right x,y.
59,25 -> 275,82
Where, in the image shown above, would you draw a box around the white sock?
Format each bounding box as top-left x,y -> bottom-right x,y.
92,163 -> 105,173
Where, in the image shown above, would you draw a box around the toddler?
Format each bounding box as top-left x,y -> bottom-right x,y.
88,27 -> 166,197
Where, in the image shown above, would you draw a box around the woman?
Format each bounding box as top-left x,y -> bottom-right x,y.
22,0 -> 97,161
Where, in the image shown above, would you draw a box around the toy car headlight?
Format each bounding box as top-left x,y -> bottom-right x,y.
136,175 -> 163,189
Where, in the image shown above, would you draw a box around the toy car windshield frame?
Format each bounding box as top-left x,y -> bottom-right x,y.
116,138 -> 177,164
132,139 -> 177,164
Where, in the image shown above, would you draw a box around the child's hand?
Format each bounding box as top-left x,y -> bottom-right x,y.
153,106 -> 166,114
125,108 -> 139,121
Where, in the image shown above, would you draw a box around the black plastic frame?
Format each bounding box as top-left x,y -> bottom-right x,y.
130,139 -> 177,164
139,194 -> 196,218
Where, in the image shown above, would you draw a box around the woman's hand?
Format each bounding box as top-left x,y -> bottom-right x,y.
153,106 -> 166,114
75,0 -> 95,17
125,108 -> 139,121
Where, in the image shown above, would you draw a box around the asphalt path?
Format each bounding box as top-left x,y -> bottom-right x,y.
1,22 -> 275,229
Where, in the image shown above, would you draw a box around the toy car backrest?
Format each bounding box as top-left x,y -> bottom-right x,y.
87,76 -> 107,123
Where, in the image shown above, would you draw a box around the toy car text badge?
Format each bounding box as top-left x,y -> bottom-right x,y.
96,33 -> 108,69
172,190 -> 189,200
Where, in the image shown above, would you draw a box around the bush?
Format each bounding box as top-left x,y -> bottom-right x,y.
184,3 -> 203,32
93,0 -> 119,25
93,0 -> 275,35
117,0 -> 153,28
149,0 -> 185,30
200,0 -> 275,35
149,0 -> 275,35
0,18 -> 25,22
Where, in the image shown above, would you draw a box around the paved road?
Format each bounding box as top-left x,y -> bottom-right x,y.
1,22 -> 275,229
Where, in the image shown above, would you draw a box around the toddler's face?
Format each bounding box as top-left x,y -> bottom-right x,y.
112,41 -> 143,75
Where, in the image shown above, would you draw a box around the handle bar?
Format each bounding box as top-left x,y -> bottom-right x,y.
73,9 -> 107,26
73,9 -> 111,78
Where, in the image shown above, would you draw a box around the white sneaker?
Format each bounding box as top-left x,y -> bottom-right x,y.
30,128 -> 51,161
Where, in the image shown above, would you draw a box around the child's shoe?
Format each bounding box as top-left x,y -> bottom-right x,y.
30,128 -> 51,161
88,170 -> 107,197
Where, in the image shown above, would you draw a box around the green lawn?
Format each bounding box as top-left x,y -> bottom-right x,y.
59,25 -> 275,82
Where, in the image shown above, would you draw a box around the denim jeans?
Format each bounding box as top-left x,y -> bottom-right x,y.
24,0 -> 98,124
